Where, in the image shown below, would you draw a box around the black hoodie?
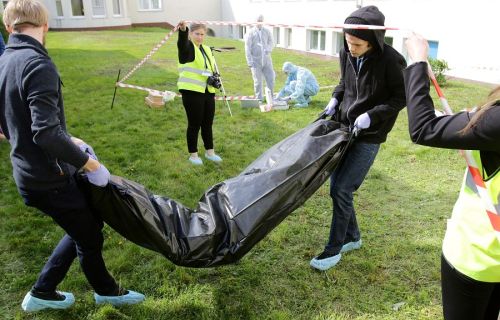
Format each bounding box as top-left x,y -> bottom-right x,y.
332,6 -> 407,144
0,34 -> 89,190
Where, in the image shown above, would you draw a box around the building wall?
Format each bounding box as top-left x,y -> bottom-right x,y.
42,0 -> 132,29
221,0 -> 500,84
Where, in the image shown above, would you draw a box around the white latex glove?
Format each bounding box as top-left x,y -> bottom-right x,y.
87,164 -> 110,187
78,143 -> 98,160
353,113 -> 371,135
324,97 -> 338,116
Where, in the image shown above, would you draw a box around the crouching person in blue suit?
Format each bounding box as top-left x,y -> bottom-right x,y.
276,61 -> 319,108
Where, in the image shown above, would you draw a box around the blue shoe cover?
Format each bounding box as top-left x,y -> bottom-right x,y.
205,153 -> 222,162
21,291 -> 75,312
294,103 -> 309,108
94,290 -> 145,306
310,253 -> 341,271
188,157 -> 203,165
340,239 -> 362,253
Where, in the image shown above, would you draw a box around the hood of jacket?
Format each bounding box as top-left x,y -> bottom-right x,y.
343,6 -> 385,54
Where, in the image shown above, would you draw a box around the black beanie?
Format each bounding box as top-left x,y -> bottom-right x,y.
343,16 -> 376,46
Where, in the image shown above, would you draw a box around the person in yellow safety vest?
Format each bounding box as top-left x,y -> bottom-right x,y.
177,21 -> 222,165
405,33 -> 500,320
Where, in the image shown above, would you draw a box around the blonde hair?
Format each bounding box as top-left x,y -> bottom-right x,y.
3,0 -> 49,32
461,86 -> 500,133
189,23 -> 207,32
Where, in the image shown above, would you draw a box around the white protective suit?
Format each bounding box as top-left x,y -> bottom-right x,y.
276,62 -> 320,108
245,24 -> 275,101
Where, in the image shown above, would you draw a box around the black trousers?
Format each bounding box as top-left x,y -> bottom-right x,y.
441,254 -> 500,320
181,90 -> 216,153
18,178 -> 119,295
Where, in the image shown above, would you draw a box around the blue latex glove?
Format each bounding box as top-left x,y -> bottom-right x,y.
79,143 -> 98,160
324,97 -> 338,116
87,164 -> 110,187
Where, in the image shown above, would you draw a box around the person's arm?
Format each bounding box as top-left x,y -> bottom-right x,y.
24,58 -> 89,169
265,28 -> 274,54
365,53 -> 407,126
244,31 -> 254,67
290,68 -> 307,99
332,50 -> 346,103
404,62 -> 500,151
177,22 -> 194,64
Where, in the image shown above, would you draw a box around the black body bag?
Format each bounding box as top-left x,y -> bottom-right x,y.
81,119 -> 350,267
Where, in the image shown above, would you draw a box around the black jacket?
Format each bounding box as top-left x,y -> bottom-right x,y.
404,62 -> 500,175
332,6 -> 407,144
0,34 -> 88,190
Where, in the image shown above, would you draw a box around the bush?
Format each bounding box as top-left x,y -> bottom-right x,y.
428,57 -> 449,86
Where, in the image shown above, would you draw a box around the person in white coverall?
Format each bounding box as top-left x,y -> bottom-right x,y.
245,14 -> 275,101
276,61 -> 320,108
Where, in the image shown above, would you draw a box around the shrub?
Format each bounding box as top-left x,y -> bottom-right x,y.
428,57 -> 449,86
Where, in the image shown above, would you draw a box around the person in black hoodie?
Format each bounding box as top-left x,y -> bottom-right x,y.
310,5 -> 406,271
405,33 -> 500,320
0,0 -> 144,312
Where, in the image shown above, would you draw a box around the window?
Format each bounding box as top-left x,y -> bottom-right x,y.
2,1 -> 8,9
428,40 -> 439,59
92,0 -> 105,17
309,30 -> 325,51
228,25 -> 234,39
285,28 -> 292,48
71,0 -> 84,16
333,31 -> 344,55
55,0 -> 64,17
273,27 -> 280,45
239,26 -> 247,39
138,0 -> 161,10
112,0 -> 122,16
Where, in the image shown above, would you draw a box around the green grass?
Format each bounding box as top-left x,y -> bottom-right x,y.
0,27 -> 494,320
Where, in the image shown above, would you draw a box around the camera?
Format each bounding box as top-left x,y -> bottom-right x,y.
207,73 -> 222,89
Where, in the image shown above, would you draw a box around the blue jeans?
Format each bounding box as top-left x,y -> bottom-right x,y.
324,142 -> 380,255
18,178 -> 119,295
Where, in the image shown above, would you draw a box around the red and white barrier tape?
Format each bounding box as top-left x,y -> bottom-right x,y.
119,26 -> 178,84
427,65 -> 500,233
116,82 -> 258,101
117,20 -> 400,102
186,20 -> 401,31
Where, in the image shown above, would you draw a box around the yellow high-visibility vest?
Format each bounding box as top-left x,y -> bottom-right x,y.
177,42 -> 216,94
443,150 -> 500,282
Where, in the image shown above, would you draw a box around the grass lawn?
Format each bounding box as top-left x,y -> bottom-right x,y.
0,27 -> 494,320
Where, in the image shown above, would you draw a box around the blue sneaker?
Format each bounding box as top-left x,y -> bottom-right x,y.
94,289 -> 145,306
21,291 -> 75,312
309,253 -> 342,271
205,153 -> 222,163
340,239 -> 362,253
189,157 -> 203,165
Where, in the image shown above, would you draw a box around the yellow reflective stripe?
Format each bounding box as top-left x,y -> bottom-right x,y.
178,77 -> 206,87
178,66 -> 212,76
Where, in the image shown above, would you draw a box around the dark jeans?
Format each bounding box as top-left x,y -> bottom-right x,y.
18,178 -> 118,295
181,90 -> 216,153
441,254 -> 500,320
325,142 -> 380,255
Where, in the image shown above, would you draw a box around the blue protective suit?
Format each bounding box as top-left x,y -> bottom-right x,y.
277,62 -> 319,108
245,26 -> 275,101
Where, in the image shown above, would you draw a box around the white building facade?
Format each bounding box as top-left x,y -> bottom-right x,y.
1,0 -> 498,83
221,0 -> 500,84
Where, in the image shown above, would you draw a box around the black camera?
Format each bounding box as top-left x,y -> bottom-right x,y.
207,73 -> 222,89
